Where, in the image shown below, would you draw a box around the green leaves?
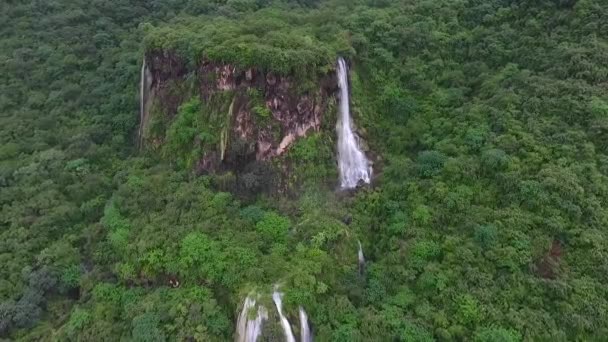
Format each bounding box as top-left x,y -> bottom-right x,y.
474,224 -> 498,250
102,201 -> 131,232
474,326 -> 521,342
239,205 -> 266,224
164,98 -> 206,168
287,133 -> 336,185
399,322 -> 434,342
255,212 -> 291,244
178,232 -> 224,283
412,205 -> 432,226
60,264 -> 81,290
3,0 -> 608,340
409,240 -> 441,270
145,8 -> 348,75
455,294 -> 482,326
416,151 -> 447,178
64,308 -> 91,337
131,312 -> 166,342
480,148 -> 509,173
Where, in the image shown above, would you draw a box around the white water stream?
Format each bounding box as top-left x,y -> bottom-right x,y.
336,57 -> 371,189
236,297 -> 268,342
138,57 -> 147,146
358,240 -> 365,265
299,307 -> 312,342
272,290 -> 296,342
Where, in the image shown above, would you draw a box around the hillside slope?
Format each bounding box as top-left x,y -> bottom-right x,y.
1,0 -> 607,340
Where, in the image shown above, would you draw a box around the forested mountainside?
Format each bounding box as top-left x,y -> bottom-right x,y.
1,0 -> 608,340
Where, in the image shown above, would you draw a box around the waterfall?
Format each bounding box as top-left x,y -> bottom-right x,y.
272,290 -> 296,342
236,290 -> 313,342
336,57 -> 371,189
299,307 -> 312,342
358,240 -> 366,274
236,297 -> 268,342
221,97 -> 234,161
139,57 -> 146,147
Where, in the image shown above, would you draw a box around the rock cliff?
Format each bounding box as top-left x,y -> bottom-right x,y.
140,50 -> 338,175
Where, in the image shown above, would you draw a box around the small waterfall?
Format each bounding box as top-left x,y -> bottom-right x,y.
358,241 -> 365,265
272,290 -> 296,342
236,297 -> 268,342
139,57 -> 146,146
336,57 -> 371,189
139,57 -> 154,148
221,97 -> 234,161
358,240 -> 366,274
299,307 -> 312,342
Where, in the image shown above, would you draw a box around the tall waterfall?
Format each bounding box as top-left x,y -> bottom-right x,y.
299,307 -> 312,342
336,58 -> 371,189
358,240 -> 366,274
272,290 -> 296,342
236,297 -> 268,342
139,57 -> 150,147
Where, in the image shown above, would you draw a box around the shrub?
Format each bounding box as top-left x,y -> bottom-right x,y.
416,151 -> 447,177
255,212 -> 291,243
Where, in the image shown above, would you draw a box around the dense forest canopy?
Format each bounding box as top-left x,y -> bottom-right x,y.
1,0 -> 608,341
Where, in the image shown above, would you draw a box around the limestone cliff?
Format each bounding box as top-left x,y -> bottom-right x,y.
140,50 -> 338,175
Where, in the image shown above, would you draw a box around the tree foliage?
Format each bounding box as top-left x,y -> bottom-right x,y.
1,0 -> 608,340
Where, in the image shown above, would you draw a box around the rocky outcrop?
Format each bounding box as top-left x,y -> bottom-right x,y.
141,50 -> 337,174
145,51 -> 191,117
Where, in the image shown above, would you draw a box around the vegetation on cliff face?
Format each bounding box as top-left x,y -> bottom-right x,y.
143,7 -> 351,76
1,0 -> 608,341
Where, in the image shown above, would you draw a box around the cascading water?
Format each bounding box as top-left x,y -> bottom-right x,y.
336,57 -> 372,189
139,57 -> 147,146
272,290 -> 296,342
139,57 -> 154,148
236,297 -> 268,342
299,307 -> 312,342
358,240 -> 366,274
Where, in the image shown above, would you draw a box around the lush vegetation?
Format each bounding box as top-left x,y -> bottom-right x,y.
1,0 -> 608,341
143,7 -> 351,75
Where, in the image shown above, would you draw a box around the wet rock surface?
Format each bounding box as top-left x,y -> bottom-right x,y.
143,50 -> 338,173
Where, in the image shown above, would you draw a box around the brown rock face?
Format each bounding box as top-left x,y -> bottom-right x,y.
534,240 -> 563,279
146,51 -> 190,119
143,50 -> 338,173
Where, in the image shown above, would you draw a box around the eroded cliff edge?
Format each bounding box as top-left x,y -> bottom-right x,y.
140,50 -> 338,178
